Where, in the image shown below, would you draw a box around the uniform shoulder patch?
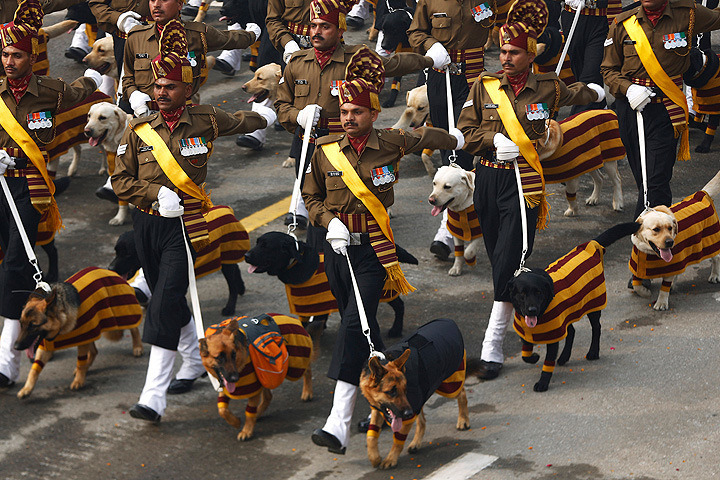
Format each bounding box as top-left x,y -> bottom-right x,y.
36,76 -> 64,92
189,104 -> 216,115
613,9 -> 637,23
534,72 -> 560,81
129,115 -> 154,127
315,134 -> 343,146
128,23 -> 154,34
378,129 -> 406,147
604,38 -> 613,47
184,22 -> 206,32
117,144 -> 128,155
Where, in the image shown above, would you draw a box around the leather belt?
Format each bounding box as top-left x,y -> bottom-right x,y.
348,232 -> 371,245
7,157 -> 28,170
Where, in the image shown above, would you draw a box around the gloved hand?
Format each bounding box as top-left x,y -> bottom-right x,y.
626,84 -> 655,112
449,127 -> 465,150
296,104 -> 321,128
565,0 -> 586,10
586,83 -> 605,103
493,133 -> 520,161
0,150 -> 16,175
245,22 -> 261,42
253,103 -> 277,127
117,11 -> 143,34
157,186 -> 184,218
129,90 -> 152,118
326,217 -> 350,255
283,40 -> 301,64
426,42 -> 451,70
84,69 -> 103,89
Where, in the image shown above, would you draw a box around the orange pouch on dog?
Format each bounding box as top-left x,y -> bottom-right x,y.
239,315 -> 289,389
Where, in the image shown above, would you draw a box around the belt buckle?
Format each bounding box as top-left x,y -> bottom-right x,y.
448,62 -> 463,75
491,151 -> 509,165
296,34 -> 312,49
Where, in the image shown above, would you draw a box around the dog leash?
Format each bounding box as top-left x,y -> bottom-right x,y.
512,159 -> 531,276
179,216 -> 223,393
0,175 -> 51,294
344,252 -> 386,361
445,69 -> 459,167
287,106 -> 318,244
636,110 -> 652,215
556,6 -> 582,76
384,0 -> 413,20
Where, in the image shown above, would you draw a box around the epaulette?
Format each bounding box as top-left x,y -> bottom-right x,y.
127,23 -> 154,34
614,8 -> 639,23
376,128 -> 406,147
184,21 -> 206,32
534,72 -> 561,82
670,0 -> 695,8
315,133 -> 344,146
35,76 -> 64,92
129,113 -> 156,127
289,49 -> 311,62
188,104 -> 216,115
479,71 -> 503,80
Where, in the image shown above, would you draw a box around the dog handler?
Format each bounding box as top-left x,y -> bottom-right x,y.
111,20 -> 274,422
457,0 -> 602,380
0,0 -> 103,388
303,46 -> 464,454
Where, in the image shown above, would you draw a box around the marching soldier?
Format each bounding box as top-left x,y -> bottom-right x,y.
111,20 -> 274,421
601,0 -> 720,218
457,0 -> 602,381
266,0 -> 314,64
0,0 -> 102,388
303,46 -> 464,455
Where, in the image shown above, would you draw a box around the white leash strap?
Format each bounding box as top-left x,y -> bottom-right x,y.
556,6 -> 582,76
445,68 -> 459,166
0,175 -> 50,293
344,252 -> 385,361
288,107 -> 317,237
180,217 -> 222,392
636,110 -> 651,213
513,159 -> 530,276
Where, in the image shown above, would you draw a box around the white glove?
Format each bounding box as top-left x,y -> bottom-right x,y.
626,84 -> 655,112
296,104 -> 321,128
253,103 -> 277,126
0,150 -> 15,175
245,22 -> 261,42
326,217 -> 350,255
565,0 -> 586,10
84,69 -> 103,89
157,186 -> 184,218
586,83 -> 605,103
426,42 -> 451,70
283,40 -> 301,64
449,127 -> 465,150
129,90 -> 152,118
117,11 -> 142,34
493,132 -> 520,161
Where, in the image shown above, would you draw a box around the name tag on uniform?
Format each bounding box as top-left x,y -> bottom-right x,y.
484,103 -> 498,109
432,12 -> 448,17
623,39 -> 636,45
180,137 -> 208,156
295,79 -> 308,85
663,32 -> 687,49
371,165 -> 395,186
327,170 -> 343,177
187,51 -> 197,67
330,80 -> 344,96
117,144 -> 128,155
27,111 -> 52,129
136,53 -> 149,58
139,145 -> 154,153
525,103 -> 549,121
472,3 -> 493,22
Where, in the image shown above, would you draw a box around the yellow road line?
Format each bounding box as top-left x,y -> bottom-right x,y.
241,195 -> 291,232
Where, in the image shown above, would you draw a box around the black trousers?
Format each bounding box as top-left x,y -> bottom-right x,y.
427,68 -> 474,171
132,209 -> 196,350
560,11 -> 608,115
0,177 -> 41,319
615,98 -> 678,218
324,243 -> 385,385
474,165 -> 538,301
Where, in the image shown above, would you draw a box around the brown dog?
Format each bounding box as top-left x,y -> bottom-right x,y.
359,319 -> 468,469
199,314 -> 313,441
15,267 -> 143,399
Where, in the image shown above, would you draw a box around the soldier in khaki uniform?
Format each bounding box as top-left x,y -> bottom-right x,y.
266,0 -> 314,63
601,0 -> 720,218
0,0 -> 83,23
111,21 -> 274,422
457,0 -> 602,381
0,0 -> 102,388
303,46 -> 464,455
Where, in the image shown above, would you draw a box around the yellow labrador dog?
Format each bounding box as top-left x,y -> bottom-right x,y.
392,85 -> 435,176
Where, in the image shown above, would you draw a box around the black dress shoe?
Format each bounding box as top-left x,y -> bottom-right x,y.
477,360 -> 502,380
430,240 -> 451,261
357,415 -> 372,433
129,403 -> 161,423
0,372 -> 15,388
311,428 -> 346,454
284,213 -> 307,229
242,52 -> 253,62
181,4 -> 199,16
213,58 -> 236,76
95,185 -> 118,203
345,15 -> 365,29
236,135 -> 264,151
167,372 -> 206,394
65,46 -> 88,63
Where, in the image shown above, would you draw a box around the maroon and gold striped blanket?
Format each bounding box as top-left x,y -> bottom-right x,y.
692,54 -> 720,116
194,206 -> 250,278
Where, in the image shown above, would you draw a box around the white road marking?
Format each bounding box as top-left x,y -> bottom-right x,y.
422,452 -> 498,480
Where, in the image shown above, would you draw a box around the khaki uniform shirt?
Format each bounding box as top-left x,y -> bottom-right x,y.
122,22 -> 256,99
302,127 -> 457,228
407,0 -> 494,52
112,105 -> 266,208
0,75 -> 97,151
458,72 -> 598,154
275,44 -> 433,132
0,0 -> 83,23
601,0 -> 720,98
89,0 -> 152,36
266,0 -> 313,51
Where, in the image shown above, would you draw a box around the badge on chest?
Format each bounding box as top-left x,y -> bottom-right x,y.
472,3 -> 493,22
180,137 -> 208,156
663,32 -> 687,49
27,111 -> 52,130
187,51 -> 198,67
525,103 -> 549,121
330,80 -> 345,97
371,165 -> 395,186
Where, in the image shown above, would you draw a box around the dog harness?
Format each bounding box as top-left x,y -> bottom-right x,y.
446,206 -> 482,266
630,190 -> 720,279
193,206 -> 250,278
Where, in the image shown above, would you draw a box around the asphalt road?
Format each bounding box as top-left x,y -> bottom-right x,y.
2,9 -> 720,480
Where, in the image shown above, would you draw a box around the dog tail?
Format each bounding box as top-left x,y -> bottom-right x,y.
396,244 -> 419,265
593,222 -> 640,249
702,169 -> 720,199
102,330 -> 124,342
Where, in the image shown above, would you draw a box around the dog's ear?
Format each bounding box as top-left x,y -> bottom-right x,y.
44,289 -> 57,308
393,349 -> 411,371
199,338 -> 209,357
502,276 -> 516,300
234,328 -> 248,349
405,90 -> 410,103
368,355 -> 386,381
461,170 -> 475,191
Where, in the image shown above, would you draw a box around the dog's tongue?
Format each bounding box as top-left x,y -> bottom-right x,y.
223,378 -> 236,394
525,316 -> 537,328
431,205 -> 442,217
389,412 -> 403,433
88,137 -> 100,147
659,248 -> 673,262
247,93 -> 259,104
247,264 -> 258,274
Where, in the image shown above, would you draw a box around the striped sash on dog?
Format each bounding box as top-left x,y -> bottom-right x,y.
446,206 -> 482,266
46,92 -> 112,163
194,206 -> 250,277
691,54 -> 720,116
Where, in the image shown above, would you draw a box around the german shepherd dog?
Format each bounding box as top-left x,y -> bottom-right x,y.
14,268 -> 143,399
359,319 -> 469,469
199,315 -> 313,441
506,223 -> 639,392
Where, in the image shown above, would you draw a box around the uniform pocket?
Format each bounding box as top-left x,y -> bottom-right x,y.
134,58 -> 153,90
325,175 -> 348,210
431,16 -> 452,43
623,44 -> 639,58
295,83 -> 310,97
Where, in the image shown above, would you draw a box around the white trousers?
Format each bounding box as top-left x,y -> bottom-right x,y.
174,319 -> 205,381
70,24 -> 91,53
322,380 -> 358,448
0,318 -> 21,382
138,345 -> 176,415
216,23 -> 244,71
244,98 -> 274,145
480,301 -> 514,364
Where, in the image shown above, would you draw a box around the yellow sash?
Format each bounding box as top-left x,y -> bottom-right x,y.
623,15 -> 690,161
0,93 -> 61,230
320,141 -> 414,294
133,122 -> 212,211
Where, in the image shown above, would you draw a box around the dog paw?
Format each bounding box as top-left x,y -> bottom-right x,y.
17,387 -> 32,399
585,196 -> 599,206
221,305 -> 236,316
522,353 -> 540,364
533,381 -> 549,392
613,201 -> 624,212
448,266 -> 462,276
632,285 -> 652,299
456,418 -> 470,431
563,207 -> 576,217
369,454 -> 382,468
282,157 -> 295,168
108,215 -> 127,226
133,346 -> 143,357
652,300 -> 669,311
585,351 -> 600,361
379,457 -> 398,470
69,379 -> 85,390
300,392 -> 313,402
557,354 -> 570,366
708,274 -> 720,284
236,430 -> 254,441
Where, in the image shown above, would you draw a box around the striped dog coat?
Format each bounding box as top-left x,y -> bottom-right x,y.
446,206 -> 483,266
195,206 -> 251,277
